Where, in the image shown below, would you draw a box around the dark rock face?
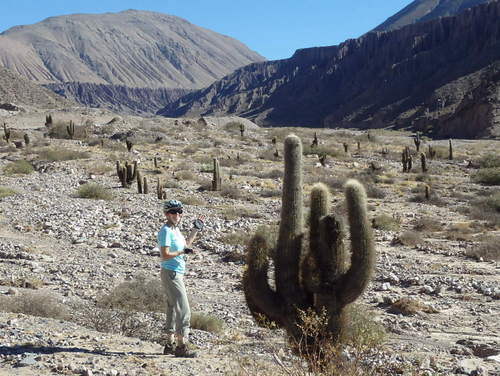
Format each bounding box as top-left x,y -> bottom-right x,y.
159,1 -> 500,138
373,0 -> 493,32
45,82 -> 191,115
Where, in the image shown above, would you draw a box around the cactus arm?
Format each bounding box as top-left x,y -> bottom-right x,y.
275,135 -> 304,305
338,179 -> 375,305
243,233 -> 285,325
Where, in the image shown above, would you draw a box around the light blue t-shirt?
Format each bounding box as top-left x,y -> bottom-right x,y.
158,224 -> 186,274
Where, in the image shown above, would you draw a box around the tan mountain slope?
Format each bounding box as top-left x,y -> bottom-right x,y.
0,65 -> 73,109
0,9 -> 265,89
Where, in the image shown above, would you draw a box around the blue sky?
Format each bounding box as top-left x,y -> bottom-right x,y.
0,0 -> 413,60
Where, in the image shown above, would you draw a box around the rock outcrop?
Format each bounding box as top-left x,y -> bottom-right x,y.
45,82 -> 190,115
159,1 -> 500,138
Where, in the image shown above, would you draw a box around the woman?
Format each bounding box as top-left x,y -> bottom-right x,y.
158,199 -> 203,357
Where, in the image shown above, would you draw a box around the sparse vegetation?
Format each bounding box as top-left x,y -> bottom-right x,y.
3,160 -> 34,175
76,183 -> 113,200
0,186 -> 17,198
473,168 -> 500,185
0,290 -> 69,320
37,147 -> 90,161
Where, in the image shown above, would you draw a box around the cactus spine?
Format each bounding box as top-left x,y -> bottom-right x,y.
212,158 -> 221,191
243,134 -> 376,351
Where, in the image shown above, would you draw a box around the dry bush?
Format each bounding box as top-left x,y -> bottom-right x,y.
85,162 -> 113,175
387,298 -> 438,316
372,214 -> 400,231
3,160 -> 34,175
190,312 -> 224,334
98,275 -> 165,313
479,153 -> 500,168
472,168 -> 500,186
260,188 -> 282,198
465,190 -> 500,227
0,186 -> 17,198
394,231 -> 423,246
37,147 -> 90,161
413,216 -> 442,232
176,170 -> 196,181
178,195 -> 204,206
76,183 -> 113,200
466,236 -> 500,261
219,185 -> 256,201
183,145 -> 199,154
220,232 -> 252,246
0,290 -> 69,320
47,121 -> 89,140
218,205 -> 265,220
444,222 -> 476,241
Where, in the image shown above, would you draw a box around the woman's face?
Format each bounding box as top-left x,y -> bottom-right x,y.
165,209 -> 183,226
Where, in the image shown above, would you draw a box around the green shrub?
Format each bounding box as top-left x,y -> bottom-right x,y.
3,160 -> 34,175
190,312 -> 224,333
76,183 -> 113,200
37,148 -> 90,161
0,186 -> 17,198
473,168 -> 500,185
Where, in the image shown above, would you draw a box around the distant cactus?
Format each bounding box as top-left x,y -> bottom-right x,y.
157,179 -> 167,199
402,147 -> 412,172
239,123 -> 245,137
143,177 -> 149,194
414,132 -> 421,152
66,121 -> 75,139
318,153 -> 327,167
243,134 -> 376,356
357,141 -> 361,151
271,137 -> 277,145
137,171 -> 143,193
448,139 -> 453,160
125,139 -> 133,152
311,132 -> 319,148
212,158 -> 221,191
23,134 -> 30,146
428,144 -> 436,160
3,123 -> 10,143
425,184 -> 431,200
343,142 -> 349,153
421,152 -> 428,173
45,114 -> 53,127
117,160 -> 138,188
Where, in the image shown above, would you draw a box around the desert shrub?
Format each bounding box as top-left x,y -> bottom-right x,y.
258,148 -> 281,161
466,236 -> 500,261
0,290 -> 69,320
86,162 -> 113,175
409,185 -> 444,205
224,121 -> 245,134
427,145 -> 448,159
190,312 -> 224,334
37,148 -> 90,161
259,188 -> 282,198
344,305 -> 386,349
3,160 -> 34,175
219,205 -> 264,220
220,232 -> 252,246
256,168 -> 283,179
47,121 -> 88,140
472,168 -> 500,185
178,195 -> 204,206
222,249 -> 247,263
0,186 -> 17,198
466,191 -> 500,226
387,298 -> 438,316
220,185 -> 255,201
372,214 -> 400,231
479,153 -> 500,168
444,222 -> 476,241
302,144 -> 345,158
395,231 -> 423,246
413,216 -> 442,232
176,170 -> 196,181
98,275 -> 165,313
183,145 -> 199,154
76,183 -> 113,200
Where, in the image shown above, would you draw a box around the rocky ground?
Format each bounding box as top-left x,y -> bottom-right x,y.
0,108 -> 499,375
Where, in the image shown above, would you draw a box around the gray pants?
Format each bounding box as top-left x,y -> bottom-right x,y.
160,268 -> 191,339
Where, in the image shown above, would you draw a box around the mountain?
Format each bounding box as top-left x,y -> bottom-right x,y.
44,82 -> 190,115
0,65 -> 73,109
374,0 -> 494,31
0,10 -> 265,89
159,1 -> 500,138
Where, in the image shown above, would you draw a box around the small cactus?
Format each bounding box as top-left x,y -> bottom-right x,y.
137,171 -> 143,193
3,123 -> 11,143
271,137 -> 277,145
425,184 -> 431,200
421,152 -> 428,173
23,134 -> 30,146
343,142 -> 349,153
212,158 -> 221,191
157,179 -> 167,199
66,121 -> 75,139
311,132 -> 319,148
428,145 -> 436,160
143,177 -> 149,194
126,139 -> 133,152
448,139 -> 453,160
414,132 -> 421,152
239,123 -> 245,137
45,114 -> 53,127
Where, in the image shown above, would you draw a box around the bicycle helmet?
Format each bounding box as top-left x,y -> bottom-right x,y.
163,199 -> 183,211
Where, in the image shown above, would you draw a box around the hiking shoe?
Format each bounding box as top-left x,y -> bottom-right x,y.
174,344 -> 197,358
163,342 -> 175,355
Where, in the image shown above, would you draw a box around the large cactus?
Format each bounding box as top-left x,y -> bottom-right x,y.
243,134 -> 376,350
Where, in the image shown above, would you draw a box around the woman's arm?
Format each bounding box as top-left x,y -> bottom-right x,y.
185,229 -> 199,247
160,246 -> 183,260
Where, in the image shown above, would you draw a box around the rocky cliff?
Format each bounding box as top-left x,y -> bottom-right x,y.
373,0 -> 493,31
0,10 -> 264,89
159,1 -> 500,138
45,82 -> 190,115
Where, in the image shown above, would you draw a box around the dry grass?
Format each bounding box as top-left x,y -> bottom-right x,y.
76,183 -> 114,200
387,298 -> 439,316
3,160 -> 34,175
0,186 -> 17,198
466,236 -> 500,261
0,290 -> 69,320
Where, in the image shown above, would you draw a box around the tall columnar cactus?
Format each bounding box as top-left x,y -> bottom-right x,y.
239,123 -> 245,137
243,134 -> 376,351
116,160 -> 138,188
66,121 -> 75,139
23,134 -> 30,146
3,123 -> 10,143
448,139 -> 453,160
126,139 -> 133,152
45,114 -> 53,127
212,158 -> 221,191
402,147 -> 412,172
311,132 -> 319,148
414,132 -> 421,152
421,152 -> 428,173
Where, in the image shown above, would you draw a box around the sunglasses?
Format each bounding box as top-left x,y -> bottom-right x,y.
167,209 -> 183,215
